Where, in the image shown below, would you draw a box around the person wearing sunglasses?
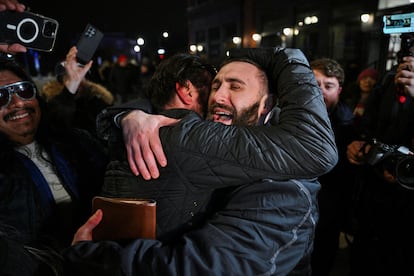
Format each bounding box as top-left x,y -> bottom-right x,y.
0,48 -> 108,275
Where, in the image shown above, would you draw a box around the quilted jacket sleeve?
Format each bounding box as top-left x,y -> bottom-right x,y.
96,98 -> 153,142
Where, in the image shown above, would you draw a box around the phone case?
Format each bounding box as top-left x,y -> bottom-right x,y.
76,24 -> 104,65
0,10 -> 59,52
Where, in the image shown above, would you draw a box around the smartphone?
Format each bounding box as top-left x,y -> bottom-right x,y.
0,10 -> 59,52
75,24 -> 104,65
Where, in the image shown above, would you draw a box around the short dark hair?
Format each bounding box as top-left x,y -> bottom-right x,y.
146,53 -> 216,112
0,60 -> 33,83
310,58 -> 345,86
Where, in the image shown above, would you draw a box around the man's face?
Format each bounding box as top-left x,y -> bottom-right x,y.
0,70 -> 41,145
313,69 -> 342,112
206,61 -> 270,126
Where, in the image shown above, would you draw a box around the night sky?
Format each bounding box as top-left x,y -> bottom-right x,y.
22,1 -> 188,70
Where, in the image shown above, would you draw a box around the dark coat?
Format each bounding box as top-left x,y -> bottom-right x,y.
0,126 -> 108,250
348,68 -> 414,275
42,81 -> 114,138
63,48 -> 338,276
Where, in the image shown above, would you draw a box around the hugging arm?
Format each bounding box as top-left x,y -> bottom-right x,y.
65,48 -> 337,274
161,48 -> 337,181
99,48 -> 338,180
95,98 -> 174,179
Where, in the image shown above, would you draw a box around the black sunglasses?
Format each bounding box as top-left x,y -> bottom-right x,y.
0,81 -> 37,108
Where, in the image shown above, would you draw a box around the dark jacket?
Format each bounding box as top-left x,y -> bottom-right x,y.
0,91 -> 108,260
311,100 -> 358,275
42,80 -> 114,138
63,48 -> 338,276
348,68 -> 414,275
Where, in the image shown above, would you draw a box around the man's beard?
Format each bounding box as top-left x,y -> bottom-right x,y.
207,102 -> 261,126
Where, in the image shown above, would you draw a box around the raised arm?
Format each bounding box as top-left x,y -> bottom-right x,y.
46,46 -> 93,129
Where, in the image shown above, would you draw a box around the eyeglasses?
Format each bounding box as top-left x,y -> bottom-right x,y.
0,81 -> 37,108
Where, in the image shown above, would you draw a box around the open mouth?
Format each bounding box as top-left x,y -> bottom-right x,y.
212,111 -> 233,124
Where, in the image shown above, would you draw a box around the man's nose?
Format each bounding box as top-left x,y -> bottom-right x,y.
8,93 -> 25,108
213,87 -> 229,104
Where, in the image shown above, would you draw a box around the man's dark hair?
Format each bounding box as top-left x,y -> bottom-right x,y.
310,58 -> 345,86
146,53 -> 216,112
0,59 -> 33,83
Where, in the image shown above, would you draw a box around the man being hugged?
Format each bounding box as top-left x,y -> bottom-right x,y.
64,48 -> 338,276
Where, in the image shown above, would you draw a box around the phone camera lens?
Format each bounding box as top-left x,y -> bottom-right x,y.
43,21 -> 57,37
19,21 -> 37,40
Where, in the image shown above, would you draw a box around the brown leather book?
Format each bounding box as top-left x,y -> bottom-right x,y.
91,196 -> 156,241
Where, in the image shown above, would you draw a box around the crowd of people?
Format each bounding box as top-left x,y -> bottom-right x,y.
1,0 -> 414,275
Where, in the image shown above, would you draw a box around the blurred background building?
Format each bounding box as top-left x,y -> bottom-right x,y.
16,0 -> 413,86
186,0 -> 413,82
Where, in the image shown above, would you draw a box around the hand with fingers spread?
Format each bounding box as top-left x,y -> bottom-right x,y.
121,110 -> 179,179
0,0 -> 27,54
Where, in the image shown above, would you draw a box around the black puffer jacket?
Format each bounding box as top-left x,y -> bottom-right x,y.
64,48 -> 338,276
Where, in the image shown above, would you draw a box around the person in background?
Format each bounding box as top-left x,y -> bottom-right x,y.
0,8 -> 109,272
63,47 -> 338,276
342,67 -> 379,125
108,54 -> 141,104
346,33 -> 414,275
138,56 -> 155,93
97,58 -> 114,88
41,47 -> 114,137
310,58 -> 357,276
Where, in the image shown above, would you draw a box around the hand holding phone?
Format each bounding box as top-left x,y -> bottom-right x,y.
75,24 -> 104,65
0,10 -> 59,52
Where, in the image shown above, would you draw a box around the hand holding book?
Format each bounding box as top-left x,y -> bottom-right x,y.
91,196 -> 156,241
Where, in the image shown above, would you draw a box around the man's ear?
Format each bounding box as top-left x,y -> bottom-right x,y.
261,94 -> 275,115
176,81 -> 193,105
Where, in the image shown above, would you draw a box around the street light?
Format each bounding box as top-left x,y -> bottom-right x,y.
137,37 -> 145,46
361,13 -> 373,24
190,44 -> 197,53
252,33 -> 262,42
283,28 -> 293,36
232,36 -> 242,47
158,48 -> 166,60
